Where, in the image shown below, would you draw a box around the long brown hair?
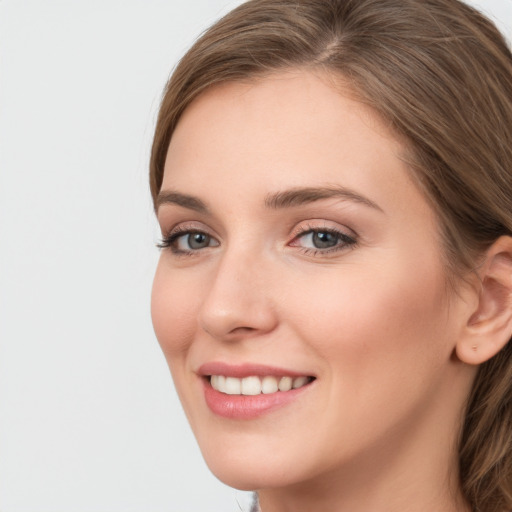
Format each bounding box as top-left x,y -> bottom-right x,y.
150,1 -> 512,510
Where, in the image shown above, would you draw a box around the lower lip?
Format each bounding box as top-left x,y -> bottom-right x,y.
203,379 -> 312,419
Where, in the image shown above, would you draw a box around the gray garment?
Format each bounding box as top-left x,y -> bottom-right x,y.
250,493 -> 260,512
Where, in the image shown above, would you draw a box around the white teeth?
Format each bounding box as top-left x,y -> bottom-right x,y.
278,376 -> 293,392
241,376 -> 261,396
292,376 -> 308,389
261,376 -> 279,394
224,377 -> 241,395
210,374 -> 312,395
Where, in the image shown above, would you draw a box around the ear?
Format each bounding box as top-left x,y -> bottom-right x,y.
456,236 -> 512,365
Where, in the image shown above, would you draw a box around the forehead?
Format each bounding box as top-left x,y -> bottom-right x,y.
164,70 -> 410,191
172,70 -> 398,150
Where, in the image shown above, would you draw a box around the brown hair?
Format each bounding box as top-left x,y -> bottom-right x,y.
150,1 -> 512,510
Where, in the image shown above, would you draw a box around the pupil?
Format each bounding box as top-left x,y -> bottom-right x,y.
313,231 -> 337,248
189,233 -> 209,249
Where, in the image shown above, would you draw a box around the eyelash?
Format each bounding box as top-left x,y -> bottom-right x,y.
157,225 -> 357,256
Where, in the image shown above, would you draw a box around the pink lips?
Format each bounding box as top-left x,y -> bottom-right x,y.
198,362 -> 314,420
199,362 -> 310,379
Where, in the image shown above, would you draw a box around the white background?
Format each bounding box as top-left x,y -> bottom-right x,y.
0,1 -> 510,511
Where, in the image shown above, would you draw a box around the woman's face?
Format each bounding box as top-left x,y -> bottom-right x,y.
152,71 -> 474,492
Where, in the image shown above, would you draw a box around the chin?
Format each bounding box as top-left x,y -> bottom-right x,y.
195,428 -> 327,492
204,455 -> 303,491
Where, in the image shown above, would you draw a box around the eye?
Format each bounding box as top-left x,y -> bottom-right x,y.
176,232 -> 213,251
158,229 -> 219,254
302,231 -> 339,249
290,228 -> 357,254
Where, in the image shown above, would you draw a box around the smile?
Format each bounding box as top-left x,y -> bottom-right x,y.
209,375 -> 313,395
200,364 -> 316,419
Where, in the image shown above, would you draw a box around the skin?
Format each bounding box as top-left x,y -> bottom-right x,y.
151,70 -> 478,512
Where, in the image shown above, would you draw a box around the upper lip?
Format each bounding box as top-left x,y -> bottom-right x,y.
198,362 -> 315,379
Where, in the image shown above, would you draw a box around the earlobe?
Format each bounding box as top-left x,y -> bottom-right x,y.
456,236 -> 512,365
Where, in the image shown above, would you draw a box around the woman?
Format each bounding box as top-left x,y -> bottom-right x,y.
149,0 -> 512,511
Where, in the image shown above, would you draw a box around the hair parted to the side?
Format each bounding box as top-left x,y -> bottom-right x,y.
150,1 -> 512,510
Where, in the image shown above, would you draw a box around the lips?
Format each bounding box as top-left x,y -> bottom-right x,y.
198,362 -> 315,419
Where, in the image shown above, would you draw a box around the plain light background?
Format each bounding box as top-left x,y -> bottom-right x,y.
0,1 -> 510,511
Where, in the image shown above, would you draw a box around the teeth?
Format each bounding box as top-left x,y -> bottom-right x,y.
292,376 -> 308,389
278,376 -> 292,392
210,375 -> 311,395
241,376 -> 261,396
224,377 -> 241,395
261,376 -> 279,394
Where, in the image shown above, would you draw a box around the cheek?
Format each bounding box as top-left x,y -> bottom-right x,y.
151,260 -> 205,421
272,260 -> 455,457
151,259 -> 201,356
283,256 -> 451,386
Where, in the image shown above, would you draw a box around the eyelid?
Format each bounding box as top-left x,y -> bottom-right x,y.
163,221 -> 217,239
289,219 -> 357,240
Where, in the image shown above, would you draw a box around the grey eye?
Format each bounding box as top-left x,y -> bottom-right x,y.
312,231 -> 339,249
161,229 -> 219,253
291,228 -> 357,253
188,232 -> 211,249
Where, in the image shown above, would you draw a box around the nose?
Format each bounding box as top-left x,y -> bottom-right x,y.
198,249 -> 279,341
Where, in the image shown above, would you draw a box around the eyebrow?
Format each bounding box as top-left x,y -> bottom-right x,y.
156,186 -> 383,213
264,186 -> 383,212
156,191 -> 209,213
